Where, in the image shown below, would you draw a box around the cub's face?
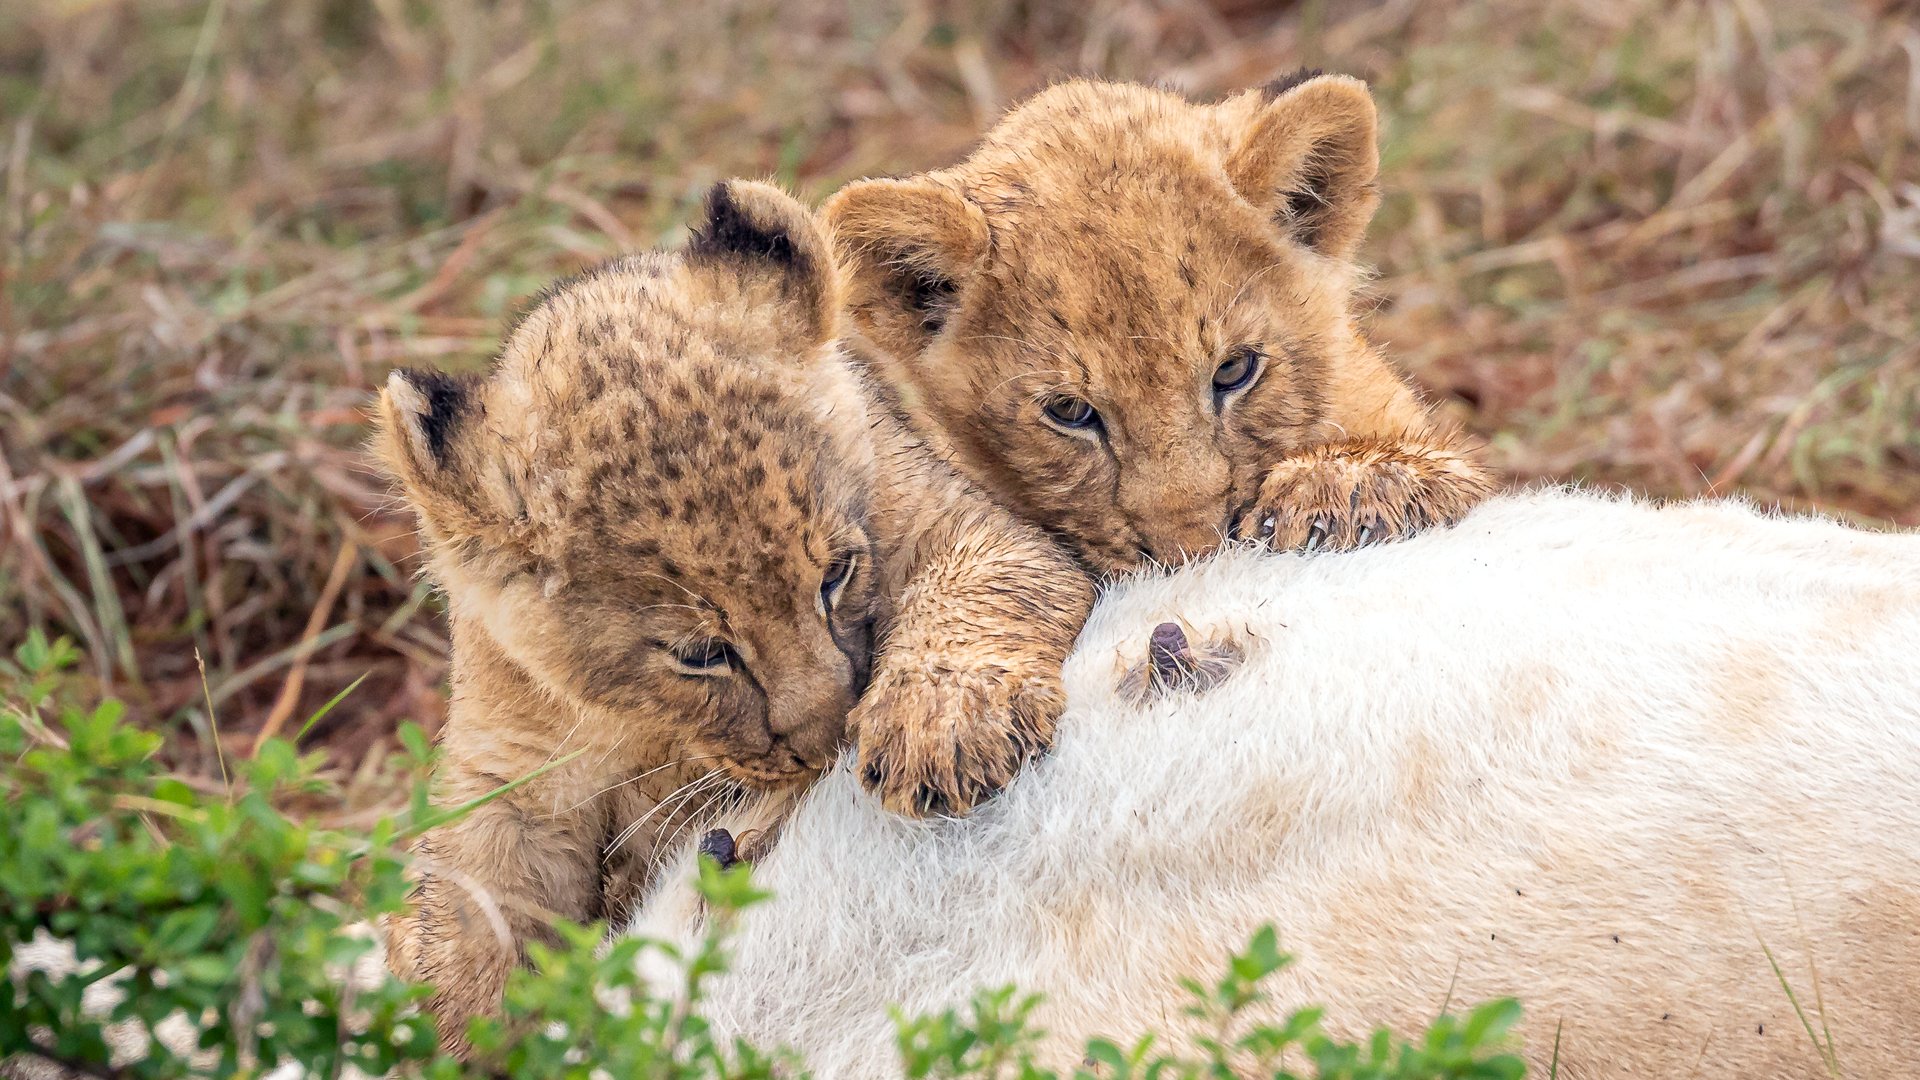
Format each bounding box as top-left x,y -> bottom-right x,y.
378,181 -> 871,790
827,74 -> 1384,575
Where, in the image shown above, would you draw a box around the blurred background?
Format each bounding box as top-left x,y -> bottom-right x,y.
3,0 -> 1916,807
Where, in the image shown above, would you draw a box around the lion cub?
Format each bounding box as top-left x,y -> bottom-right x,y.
374,180 -> 1092,1052
825,72 -> 1495,573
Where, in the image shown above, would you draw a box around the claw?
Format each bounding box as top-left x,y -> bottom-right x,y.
917,786 -> 951,818
1357,523 -> 1373,547
1304,516 -> 1329,552
1259,512 -> 1276,540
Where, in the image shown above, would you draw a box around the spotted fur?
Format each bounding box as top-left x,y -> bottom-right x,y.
372,180 -> 1092,1054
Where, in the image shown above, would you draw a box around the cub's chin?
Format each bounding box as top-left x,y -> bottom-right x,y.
716,755 -> 824,792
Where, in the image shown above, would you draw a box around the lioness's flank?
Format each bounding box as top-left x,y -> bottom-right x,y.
633,490 -> 1920,1079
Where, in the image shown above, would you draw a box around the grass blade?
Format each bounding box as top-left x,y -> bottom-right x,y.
400,748 -> 589,839
293,673 -> 368,747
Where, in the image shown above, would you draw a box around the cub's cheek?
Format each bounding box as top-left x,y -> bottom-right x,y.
998,424 -> 1105,483
570,654 -> 685,713
834,614 -> 876,699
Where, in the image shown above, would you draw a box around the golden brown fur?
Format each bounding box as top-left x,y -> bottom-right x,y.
824,73 -> 1496,573
372,180 -> 1092,1053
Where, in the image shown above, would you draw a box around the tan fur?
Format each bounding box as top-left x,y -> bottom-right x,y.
824,74 -> 1496,573
371,181 -> 1091,1054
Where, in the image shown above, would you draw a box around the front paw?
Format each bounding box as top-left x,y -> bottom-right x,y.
850,663 -> 1063,818
1236,440 -> 1494,553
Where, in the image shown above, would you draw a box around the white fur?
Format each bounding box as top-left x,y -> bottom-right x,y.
628,488 -> 1920,1079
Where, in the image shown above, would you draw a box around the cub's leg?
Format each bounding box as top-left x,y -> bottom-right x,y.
853,419 -> 1096,818
1234,434 -> 1496,553
386,751 -> 606,1057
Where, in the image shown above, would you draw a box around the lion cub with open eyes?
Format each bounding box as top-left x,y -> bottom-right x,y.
826,71 -> 1495,573
374,180 -> 1092,1053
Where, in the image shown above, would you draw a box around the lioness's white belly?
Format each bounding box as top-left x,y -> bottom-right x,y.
631,488 -> 1920,1079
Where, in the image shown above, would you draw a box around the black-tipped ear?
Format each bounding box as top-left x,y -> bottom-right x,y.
1225,72 -> 1380,262
383,367 -> 479,470
1259,66 -> 1327,101
690,181 -> 801,268
375,366 -> 525,558
398,368 -> 477,467
685,179 -> 839,344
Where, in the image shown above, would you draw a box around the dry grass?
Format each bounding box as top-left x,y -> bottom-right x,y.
3,0 -> 1916,795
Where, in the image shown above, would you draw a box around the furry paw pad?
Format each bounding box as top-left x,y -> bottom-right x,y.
1236,441 -> 1494,553
850,665 -> 1063,819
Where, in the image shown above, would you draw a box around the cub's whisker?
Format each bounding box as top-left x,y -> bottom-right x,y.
542,715 -> 587,767
608,767 -> 724,855
550,753 -> 720,818
637,771 -> 734,857
652,781 -> 745,872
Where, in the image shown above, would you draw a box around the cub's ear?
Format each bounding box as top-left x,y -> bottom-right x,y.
377,367 -> 480,480
1223,71 -> 1380,263
821,177 -> 989,361
687,179 -> 840,347
375,367 -> 521,553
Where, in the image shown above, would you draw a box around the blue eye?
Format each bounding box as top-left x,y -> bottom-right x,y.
1213,347 -> 1263,395
1042,396 -> 1100,430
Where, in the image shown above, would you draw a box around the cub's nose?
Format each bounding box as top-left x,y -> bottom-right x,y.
1136,516 -> 1228,566
784,717 -> 843,773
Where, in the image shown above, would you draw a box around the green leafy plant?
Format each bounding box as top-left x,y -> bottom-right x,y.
1,629 -> 436,1078
458,859 -> 789,1080
896,925 -> 1525,1080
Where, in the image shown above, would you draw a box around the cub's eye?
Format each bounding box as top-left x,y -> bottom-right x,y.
1041,396 -> 1101,431
671,639 -> 732,675
820,551 -> 858,614
1213,347 -> 1263,397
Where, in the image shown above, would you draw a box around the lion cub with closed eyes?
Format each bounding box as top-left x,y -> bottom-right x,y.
375,180 -> 1092,1054
826,71 -> 1496,573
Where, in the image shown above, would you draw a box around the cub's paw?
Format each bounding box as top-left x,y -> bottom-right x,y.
1236,439 -> 1495,553
849,663 -> 1063,819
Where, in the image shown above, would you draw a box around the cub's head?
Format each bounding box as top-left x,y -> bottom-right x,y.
826,72 -> 1383,573
376,180 -> 873,790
